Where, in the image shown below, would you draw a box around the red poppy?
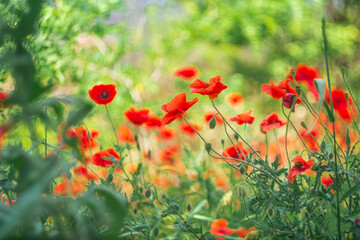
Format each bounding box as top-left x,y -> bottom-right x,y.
210,219 -> 235,240
161,92 -> 198,125
282,93 -> 298,112
0,125 -> 7,150
54,176 -> 85,196
88,84 -> 117,105
124,106 -> 150,126
226,92 -> 243,107
145,115 -> 162,129
117,125 -> 135,144
92,148 -> 120,167
173,65 -> 199,81
126,163 -> 138,174
260,113 -> 287,133
325,88 -> 355,122
287,155 -> 314,183
222,142 -> 247,163
157,126 -> 177,141
321,174 -> 333,190
73,165 -> 97,181
159,145 -> 180,165
230,109 -> 255,125
0,90 -> 10,109
236,227 -> 256,238
190,75 -> 228,99
261,80 -> 287,100
287,64 -> 321,99
204,110 -> 223,125
179,122 -> 201,135
300,128 -> 320,151
58,125 -> 99,151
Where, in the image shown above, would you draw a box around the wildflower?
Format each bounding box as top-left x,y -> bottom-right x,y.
0,90 -> 10,109
236,227 -> 256,238
124,106 -> 150,126
190,75 -> 228,99
126,163 -> 138,174
261,80 -> 287,100
226,92 -> 243,107
282,93 -> 298,112
210,219 -> 235,240
222,142 -> 247,162
179,122 -> 201,135
325,88 -> 355,122
230,109 -> 255,125
287,155 -> 314,183
173,65 -> 199,81
157,126 -> 177,141
161,92 -> 198,125
260,113 -> 287,133
287,64 -> 321,99
88,84 -> 117,105
145,115 -> 162,129
321,174 -> 333,190
73,165 -> 97,181
117,125 -> 135,144
92,148 -> 120,167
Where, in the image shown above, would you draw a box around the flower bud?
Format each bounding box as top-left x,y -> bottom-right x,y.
295,86 -> 301,95
187,203 -> 192,212
344,93 -> 349,101
301,122 -> 307,129
205,143 -> 212,153
291,69 -> 296,80
106,173 -> 113,183
145,189 -> 152,198
239,166 -> 246,174
209,117 -> 216,129
234,134 -> 239,141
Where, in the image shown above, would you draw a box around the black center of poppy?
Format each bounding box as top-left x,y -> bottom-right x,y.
295,162 -> 303,169
101,91 -> 109,99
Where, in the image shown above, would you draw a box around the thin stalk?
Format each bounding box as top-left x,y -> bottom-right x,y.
105,105 -> 120,147
341,69 -> 360,115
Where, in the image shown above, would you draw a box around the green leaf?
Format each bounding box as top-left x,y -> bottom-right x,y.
314,78 -> 326,112
340,182 -> 360,203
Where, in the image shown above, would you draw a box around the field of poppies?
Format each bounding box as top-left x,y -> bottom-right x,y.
1,0 -> 360,239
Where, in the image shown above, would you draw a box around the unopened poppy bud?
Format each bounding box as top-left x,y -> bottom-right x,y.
187,203 -> 192,212
209,117 -> 216,129
329,153 -> 334,160
234,134 -> 239,141
291,69 -> 296,80
221,139 -> 225,148
239,166 -> 246,174
106,173 -> 113,183
139,187 -> 144,193
295,86 -> 301,95
205,143 -> 212,153
344,93 -> 349,101
134,134 -> 138,142
301,122 -> 307,129
145,189 -> 151,198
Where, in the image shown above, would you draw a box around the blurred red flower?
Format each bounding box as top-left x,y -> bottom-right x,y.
287,155 -> 314,183
204,110 -> 223,125
226,92 -> 243,107
88,84 -> 117,105
287,64 -> 321,99
210,219 -> 235,240
222,142 -> 247,162
145,115 -> 162,129
230,109 -> 255,125
190,75 -> 228,99
92,148 -> 120,167
260,113 -> 287,133
117,125 -> 135,144
157,126 -> 177,141
325,88 -> 355,122
161,92 -> 198,125
124,106 -> 150,126
173,65 -> 199,81
261,80 -> 287,100
179,122 -> 201,135
321,174 -> 333,190
0,90 -> 10,109
236,227 -> 256,238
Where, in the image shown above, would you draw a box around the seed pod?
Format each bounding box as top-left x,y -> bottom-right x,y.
187,203 -> 192,212
205,143 -> 212,153
221,139 -> 225,148
145,189 -> 152,198
209,117 -> 216,129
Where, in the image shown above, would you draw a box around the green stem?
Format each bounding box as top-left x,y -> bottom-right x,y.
105,105 -> 120,147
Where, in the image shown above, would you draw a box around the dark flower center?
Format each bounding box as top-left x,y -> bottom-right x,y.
295,162 -> 303,169
101,91 -> 109,99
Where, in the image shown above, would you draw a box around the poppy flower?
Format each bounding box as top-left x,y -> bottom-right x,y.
321,174 -> 333,190
300,128 -> 320,151
73,165 -> 98,181
117,125 -> 135,144
92,148 -> 120,167
0,90 -> 10,109
325,88 -> 355,122
173,65 -> 199,81
236,227 -> 256,238
260,113 -> 287,133
261,80 -> 287,100
222,142 -> 248,163
204,110 -> 223,124
287,64 -> 321,99
282,93 -> 298,112
88,84 -> 117,105
124,106 -> 150,126
190,75 -> 228,99
157,126 -> 177,141
287,155 -> 314,183
355,219 -> 360,226
179,122 -> 201,135
126,163 -> 138,174
145,115 -> 162,129
159,145 -> 180,165
226,92 -> 243,107
54,176 -> 85,196
161,92 -> 198,125
58,125 -> 100,151
210,219 -> 235,240
230,109 -> 255,125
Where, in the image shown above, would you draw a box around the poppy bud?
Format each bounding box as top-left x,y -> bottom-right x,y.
139,187 -> 144,193
291,69 -> 296,80
205,143 -> 212,153
221,139 -> 225,148
301,122 -> 307,129
145,189 -> 151,198
66,171 -> 72,180
234,134 -> 239,141
134,134 -> 138,142
187,203 -> 192,212
239,166 -> 246,174
106,173 -> 113,183
133,208 -> 137,214
148,150 -> 151,160
344,93 -> 349,102
209,117 -> 216,129
295,86 -> 301,95
329,153 -> 334,160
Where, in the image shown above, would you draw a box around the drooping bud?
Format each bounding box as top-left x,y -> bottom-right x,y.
344,93 -> 349,102
221,139 -> 225,148
205,143 -> 212,153
106,173 -> 113,183
295,86 -> 301,95
209,117 -> 216,129
301,122 -> 307,129
239,166 -> 246,174
145,189 -> 152,198
187,203 -> 192,212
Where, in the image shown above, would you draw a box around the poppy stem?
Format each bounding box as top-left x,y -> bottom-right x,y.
341,68 -> 360,116
105,105 -> 120,147
322,18 -> 341,240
